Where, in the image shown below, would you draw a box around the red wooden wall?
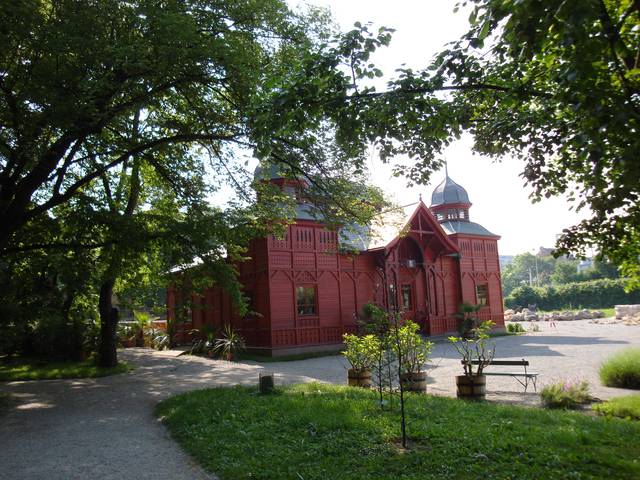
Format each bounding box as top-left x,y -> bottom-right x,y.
167,204 -> 505,354
453,234 -> 505,327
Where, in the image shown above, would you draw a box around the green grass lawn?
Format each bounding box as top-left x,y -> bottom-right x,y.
594,395 -> 640,421
0,358 -> 131,381
157,383 -> 640,480
599,307 -> 616,318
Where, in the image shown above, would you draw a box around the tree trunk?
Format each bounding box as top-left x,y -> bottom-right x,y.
97,279 -> 118,368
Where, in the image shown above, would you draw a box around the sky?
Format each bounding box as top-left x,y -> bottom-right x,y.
214,1 -> 590,257
290,0 -> 589,256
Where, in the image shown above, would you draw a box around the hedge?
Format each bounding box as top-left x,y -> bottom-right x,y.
504,279 -> 640,310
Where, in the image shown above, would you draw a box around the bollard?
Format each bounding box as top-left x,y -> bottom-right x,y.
259,372 -> 275,394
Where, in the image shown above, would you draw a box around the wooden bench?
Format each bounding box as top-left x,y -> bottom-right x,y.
463,359 -> 539,393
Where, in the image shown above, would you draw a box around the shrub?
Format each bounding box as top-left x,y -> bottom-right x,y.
342,333 -> 379,373
213,324 -> 246,361
599,348 -> 640,389
593,395 -> 640,421
505,278 -> 640,310
507,323 -> 526,334
540,380 -> 592,409
394,320 -> 433,374
455,303 -> 482,338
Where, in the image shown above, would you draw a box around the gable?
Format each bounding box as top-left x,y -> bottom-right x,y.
354,202 -> 459,256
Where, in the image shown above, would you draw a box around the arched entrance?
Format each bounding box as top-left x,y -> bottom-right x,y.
394,236 -> 428,329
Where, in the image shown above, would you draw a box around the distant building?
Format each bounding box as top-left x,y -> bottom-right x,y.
168,169 -> 505,356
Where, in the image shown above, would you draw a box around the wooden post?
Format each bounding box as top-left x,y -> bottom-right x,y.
259,372 -> 275,394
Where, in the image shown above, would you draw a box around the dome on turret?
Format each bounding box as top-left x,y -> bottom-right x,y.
430,175 -> 470,207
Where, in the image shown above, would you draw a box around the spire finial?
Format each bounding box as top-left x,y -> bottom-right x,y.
445,160 -> 449,178
419,193 -> 423,203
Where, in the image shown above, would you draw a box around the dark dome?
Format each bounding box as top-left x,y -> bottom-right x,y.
430,175 -> 470,206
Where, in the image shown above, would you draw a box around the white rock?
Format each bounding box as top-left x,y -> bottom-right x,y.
615,304 -> 640,319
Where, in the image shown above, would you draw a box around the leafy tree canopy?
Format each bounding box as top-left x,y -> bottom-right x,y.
349,0 -> 639,287
502,251 -> 620,296
0,0 -> 395,256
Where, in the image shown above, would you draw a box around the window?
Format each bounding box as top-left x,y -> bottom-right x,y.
401,284 -> 413,310
296,286 -> 317,316
475,284 -> 489,306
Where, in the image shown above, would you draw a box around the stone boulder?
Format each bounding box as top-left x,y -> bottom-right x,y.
558,311 -> 574,321
575,309 -> 593,320
615,304 -> 640,319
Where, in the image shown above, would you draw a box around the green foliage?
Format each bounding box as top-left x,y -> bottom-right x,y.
213,325 -> 246,361
0,358 -> 131,381
599,348 -> 640,389
156,383 -> 640,479
341,333 -> 379,372
540,380 -> 592,409
393,320 -> 433,374
506,323 -> 526,334
146,328 -> 170,351
361,0 -> 640,286
501,254 -> 557,296
449,320 -> 496,376
502,253 -> 620,296
594,395 -> 640,421
505,278 -> 640,310
454,302 -> 483,338
1,1 -> 402,366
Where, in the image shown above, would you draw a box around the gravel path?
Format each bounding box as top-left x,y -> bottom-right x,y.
1,320 -> 638,479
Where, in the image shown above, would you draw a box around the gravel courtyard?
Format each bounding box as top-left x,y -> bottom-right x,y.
1,320 -> 638,479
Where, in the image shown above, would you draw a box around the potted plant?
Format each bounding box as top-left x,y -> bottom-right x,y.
396,320 -> 434,393
455,302 -> 483,339
449,320 -> 495,400
342,333 -> 378,388
133,310 -> 151,347
118,324 -> 137,348
213,324 -> 246,361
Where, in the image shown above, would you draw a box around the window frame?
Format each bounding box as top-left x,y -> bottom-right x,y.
401,284 -> 413,310
296,285 -> 318,316
475,283 -> 489,306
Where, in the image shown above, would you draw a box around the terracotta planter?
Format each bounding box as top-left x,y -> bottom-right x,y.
456,374 -> 486,400
348,369 -> 372,388
400,371 -> 428,393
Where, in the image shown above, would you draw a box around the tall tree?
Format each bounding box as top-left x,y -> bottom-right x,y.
341,1 -> 639,287
0,1 -> 399,363
0,0 -> 386,254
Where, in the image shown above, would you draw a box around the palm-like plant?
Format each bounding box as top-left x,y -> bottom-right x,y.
213,324 -> 246,361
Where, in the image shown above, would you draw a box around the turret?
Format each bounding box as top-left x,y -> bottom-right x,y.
430,169 -> 472,222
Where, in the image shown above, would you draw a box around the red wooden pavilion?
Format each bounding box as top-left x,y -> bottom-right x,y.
167,166 -> 504,356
